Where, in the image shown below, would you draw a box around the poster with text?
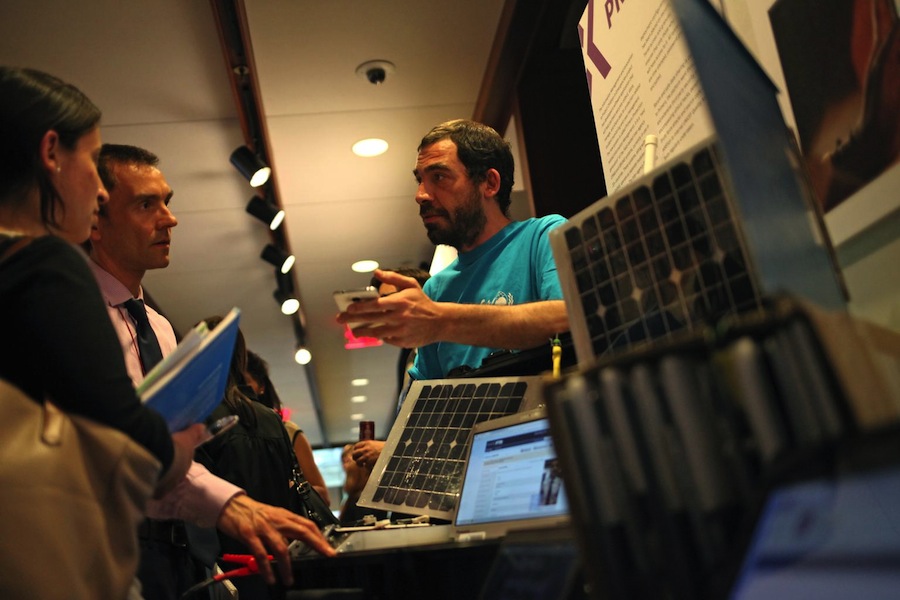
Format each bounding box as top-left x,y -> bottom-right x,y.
578,0 -> 715,193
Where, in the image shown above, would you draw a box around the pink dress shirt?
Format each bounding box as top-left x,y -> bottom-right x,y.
90,260 -> 243,526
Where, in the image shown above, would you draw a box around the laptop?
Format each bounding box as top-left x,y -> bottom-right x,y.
307,407 -> 570,555
453,407 -> 570,542
357,376 -> 546,520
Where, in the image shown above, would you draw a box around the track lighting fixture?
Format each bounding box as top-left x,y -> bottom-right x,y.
274,271 -> 299,314
261,244 -> 295,274
294,325 -> 312,364
294,345 -> 312,365
230,146 -> 271,187
246,196 -> 284,230
274,289 -> 300,315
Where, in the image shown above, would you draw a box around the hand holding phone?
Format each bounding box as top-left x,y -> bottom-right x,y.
334,287 -> 381,327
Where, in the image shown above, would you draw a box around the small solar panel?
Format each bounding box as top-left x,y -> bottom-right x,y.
553,137 -> 763,365
357,376 -> 545,521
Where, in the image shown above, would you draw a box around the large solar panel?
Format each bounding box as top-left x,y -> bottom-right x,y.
553,137 -> 763,365
556,0 -> 847,368
357,376 -> 545,521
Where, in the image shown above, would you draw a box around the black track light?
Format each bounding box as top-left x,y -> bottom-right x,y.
246,196 -> 285,230
273,289 -> 300,315
261,244 -> 295,274
230,146 -> 271,187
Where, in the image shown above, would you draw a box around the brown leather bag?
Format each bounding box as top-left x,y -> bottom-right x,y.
0,381 -> 161,599
0,235 -> 161,599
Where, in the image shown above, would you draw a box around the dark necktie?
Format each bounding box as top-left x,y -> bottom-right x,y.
123,298 -> 163,373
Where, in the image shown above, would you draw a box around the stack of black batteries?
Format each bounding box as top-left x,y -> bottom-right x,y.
544,297 -> 900,600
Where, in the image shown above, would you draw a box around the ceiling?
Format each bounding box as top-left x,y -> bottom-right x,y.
1,0 -> 544,447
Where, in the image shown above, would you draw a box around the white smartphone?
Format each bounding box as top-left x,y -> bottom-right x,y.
333,286 -> 380,312
333,287 -> 381,328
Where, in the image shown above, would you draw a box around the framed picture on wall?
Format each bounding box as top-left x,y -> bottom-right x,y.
768,0 -> 900,214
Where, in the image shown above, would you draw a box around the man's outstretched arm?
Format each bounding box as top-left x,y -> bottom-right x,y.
336,269 -> 569,350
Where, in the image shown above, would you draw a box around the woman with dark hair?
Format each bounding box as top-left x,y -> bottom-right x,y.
246,349 -> 331,503
195,317 -> 313,600
0,66 -> 204,595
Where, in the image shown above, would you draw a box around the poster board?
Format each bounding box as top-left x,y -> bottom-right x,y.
577,0 -> 715,192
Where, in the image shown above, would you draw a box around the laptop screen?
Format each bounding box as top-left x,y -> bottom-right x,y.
455,409 -> 569,532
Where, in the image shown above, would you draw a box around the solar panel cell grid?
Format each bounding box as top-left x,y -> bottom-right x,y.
556,139 -> 763,364
361,379 -> 537,519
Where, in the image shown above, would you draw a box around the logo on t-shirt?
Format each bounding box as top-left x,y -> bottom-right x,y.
482,291 -> 514,306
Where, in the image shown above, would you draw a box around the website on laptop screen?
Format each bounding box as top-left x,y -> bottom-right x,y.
455,417 -> 568,526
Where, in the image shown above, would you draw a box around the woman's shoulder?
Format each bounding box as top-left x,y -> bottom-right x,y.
283,419 -> 302,439
0,235 -> 95,299
2,234 -> 88,269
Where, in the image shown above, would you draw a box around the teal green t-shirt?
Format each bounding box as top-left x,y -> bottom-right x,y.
409,215 -> 567,380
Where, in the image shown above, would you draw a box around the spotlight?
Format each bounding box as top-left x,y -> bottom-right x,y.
261,244 -> 295,274
246,196 -> 285,230
294,346 -> 312,365
230,146 -> 271,187
274,289 -> 300,315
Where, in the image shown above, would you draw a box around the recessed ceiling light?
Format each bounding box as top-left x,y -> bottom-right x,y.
351,378 -> 369,387
350,413 -> 365,421
351,259 -> 379,273
351,395 -> 367,403
352,138 -> 389,157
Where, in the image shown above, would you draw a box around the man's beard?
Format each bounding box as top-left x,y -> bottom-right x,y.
422,187 -> 487,250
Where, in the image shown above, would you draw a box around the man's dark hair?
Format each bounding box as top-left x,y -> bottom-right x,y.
98,144 -> 159,192
370,266 -> 431,289
418,119 -> 515,216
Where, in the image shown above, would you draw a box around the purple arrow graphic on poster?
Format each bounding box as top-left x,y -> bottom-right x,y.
580,0 -> 613,94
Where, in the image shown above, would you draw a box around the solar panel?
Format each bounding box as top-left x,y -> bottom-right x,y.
357,376 -> 545,521
553,137 -> 764,366
556,0 -> 847,369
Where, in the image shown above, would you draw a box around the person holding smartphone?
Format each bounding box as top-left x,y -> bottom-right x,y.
337,119 -> 569,381
348,266 -> 431,472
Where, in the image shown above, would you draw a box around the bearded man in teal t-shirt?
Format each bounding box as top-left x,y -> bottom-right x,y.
337,119 -> 569,381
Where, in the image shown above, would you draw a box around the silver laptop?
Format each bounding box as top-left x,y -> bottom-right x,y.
357,376 -> 546,520
452,407 -> 570,542
313,406 -> 569,554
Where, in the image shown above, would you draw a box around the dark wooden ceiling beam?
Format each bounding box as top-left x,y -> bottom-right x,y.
473,0 -> 605,219
208,0 -> 329,447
